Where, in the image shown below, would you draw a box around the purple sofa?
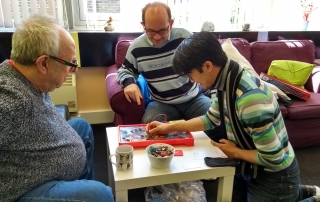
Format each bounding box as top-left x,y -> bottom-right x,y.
105,37 -> 320,148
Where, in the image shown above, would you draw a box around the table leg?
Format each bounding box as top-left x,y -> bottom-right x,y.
115,190 -> 128,202
106,136 -> 115,196
217,175 -> 234,202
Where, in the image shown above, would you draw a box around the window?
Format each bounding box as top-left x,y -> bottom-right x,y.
74,0 -> 298,32
72,0 -> 242,31
71,0 -> 166,31
0,0 -> 67,30
1,0 -> 319,32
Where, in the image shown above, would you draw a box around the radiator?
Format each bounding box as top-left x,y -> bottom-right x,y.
49,73 -> 78,112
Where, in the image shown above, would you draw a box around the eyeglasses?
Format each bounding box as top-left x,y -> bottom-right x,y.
49,55 -> 78,72
145,26 -> 170,36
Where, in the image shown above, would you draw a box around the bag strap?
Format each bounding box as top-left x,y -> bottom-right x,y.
226,62 -> 255,150
217,60 -> 259,178
217,90 -> 227,139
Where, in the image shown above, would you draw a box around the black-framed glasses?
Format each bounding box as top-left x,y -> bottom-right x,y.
145,26 -> 170,36
49,55 -> 78,72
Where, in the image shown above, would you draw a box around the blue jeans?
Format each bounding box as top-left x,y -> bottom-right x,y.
141,94 -> 211,123
232,157 -> 300,202
17,118 -> 114,202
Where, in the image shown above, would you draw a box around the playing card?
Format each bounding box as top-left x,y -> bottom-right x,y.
174,150 -> 183,156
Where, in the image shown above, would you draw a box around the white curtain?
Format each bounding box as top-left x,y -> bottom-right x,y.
0,0 -> 65,29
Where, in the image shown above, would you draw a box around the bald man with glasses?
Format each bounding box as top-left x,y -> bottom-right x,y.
0,14 -> 114,202
117,1 -> 212,124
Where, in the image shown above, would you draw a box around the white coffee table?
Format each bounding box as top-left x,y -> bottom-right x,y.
106,127 -> 235,202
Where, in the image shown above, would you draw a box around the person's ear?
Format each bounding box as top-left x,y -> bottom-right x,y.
35,55 -> 49,75
204,61 -> 213,72
169,19 -> 174,29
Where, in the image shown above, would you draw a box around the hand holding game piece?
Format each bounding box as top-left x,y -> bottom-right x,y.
147,121 -> 172,136
145,124 -> 153,139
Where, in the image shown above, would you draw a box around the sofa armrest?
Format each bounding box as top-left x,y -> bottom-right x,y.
307,65 -> 320,93
105,64 -> 145,124
314,62 -> 320,66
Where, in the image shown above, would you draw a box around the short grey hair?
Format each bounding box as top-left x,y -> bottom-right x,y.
10,14 -> 60,66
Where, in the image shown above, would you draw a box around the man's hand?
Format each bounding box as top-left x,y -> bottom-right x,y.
123,84 -> 143,105
147,121 -> 172,135
210,139 -> 240,159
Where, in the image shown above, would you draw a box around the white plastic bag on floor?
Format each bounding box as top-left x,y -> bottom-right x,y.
144,180 -> 207,202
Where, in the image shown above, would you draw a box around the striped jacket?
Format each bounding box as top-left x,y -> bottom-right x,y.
200,60 -> 294,172
117,28 -> 201,105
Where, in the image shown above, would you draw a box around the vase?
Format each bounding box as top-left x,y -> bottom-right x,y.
302,21 -> 309,31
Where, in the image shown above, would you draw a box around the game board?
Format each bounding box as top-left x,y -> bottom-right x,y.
118,124 -> 194,148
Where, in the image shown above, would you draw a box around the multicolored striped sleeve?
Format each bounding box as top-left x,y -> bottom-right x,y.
236,75 -> 293,171
200,96 -> 221,131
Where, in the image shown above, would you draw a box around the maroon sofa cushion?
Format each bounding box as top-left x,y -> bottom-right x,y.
285,118 -> 320,148
286,92 -> 320,119
315,47 -> 320,59
250,40 -> 315,75
115,40 -> 132,67
280,105 -> 288,118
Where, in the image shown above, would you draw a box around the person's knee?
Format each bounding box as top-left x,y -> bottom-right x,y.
196,95 -> 211,114
142,113 -> 154,123
68,118 -> 90,128
68,118 -> 93,139
82,181 -> 114,202
92,184 -> 114,201
142,111 -> 168,123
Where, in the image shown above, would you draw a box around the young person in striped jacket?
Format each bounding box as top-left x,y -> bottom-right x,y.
147,31 -> 320,202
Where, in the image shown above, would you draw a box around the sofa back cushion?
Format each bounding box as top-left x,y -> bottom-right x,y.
114,35 -> 138,67
115,40 -> 133,67
250,40 -> 315,75
218,38 -> 251,63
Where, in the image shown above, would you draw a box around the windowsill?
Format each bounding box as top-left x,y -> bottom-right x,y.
0,28 -> 15,32
71,29 -> 143,33
0,26 -> 319,33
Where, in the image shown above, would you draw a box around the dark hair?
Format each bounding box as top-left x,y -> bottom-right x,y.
172,32 -> 227,75
142,1 -> 172,23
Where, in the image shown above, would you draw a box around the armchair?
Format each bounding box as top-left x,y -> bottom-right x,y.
105,39 -> 146,125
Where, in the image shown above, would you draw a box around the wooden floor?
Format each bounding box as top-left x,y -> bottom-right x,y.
92,123 -> 320,202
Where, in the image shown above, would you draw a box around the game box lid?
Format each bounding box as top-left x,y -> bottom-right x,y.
118,124 -> 194,148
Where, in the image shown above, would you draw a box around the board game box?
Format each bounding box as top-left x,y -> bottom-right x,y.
118,124 -> 194,148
